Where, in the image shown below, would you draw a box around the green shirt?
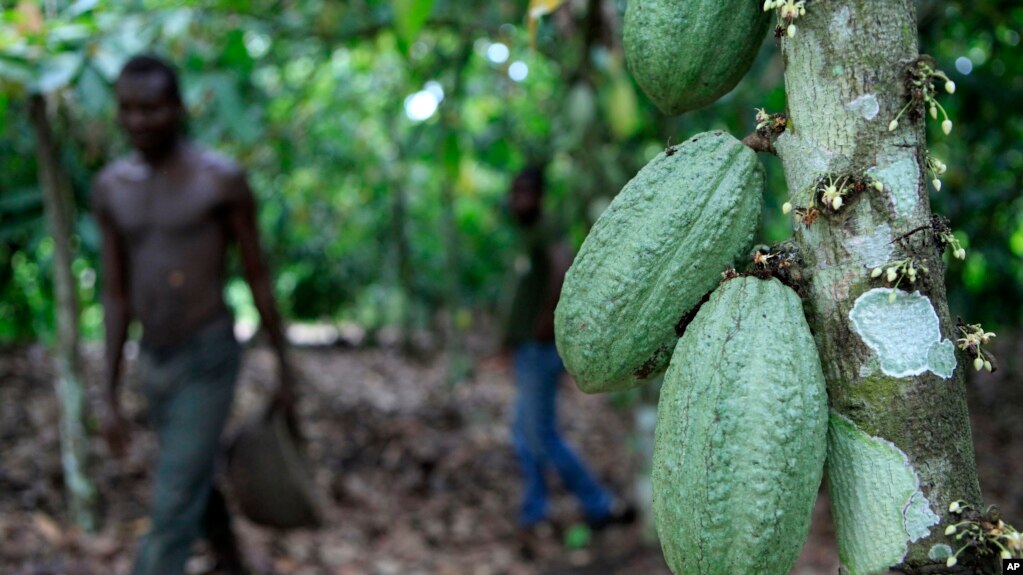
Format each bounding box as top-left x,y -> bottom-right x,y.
503,222 -> 559,346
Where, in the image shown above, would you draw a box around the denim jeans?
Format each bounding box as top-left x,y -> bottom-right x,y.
132,316 -> 240,575
511,342 -> 612,527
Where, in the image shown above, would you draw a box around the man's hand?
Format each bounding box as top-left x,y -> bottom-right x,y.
99,402 -> 131,458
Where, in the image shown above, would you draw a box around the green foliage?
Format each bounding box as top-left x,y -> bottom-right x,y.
392,0 -> 436,55
920,1 -> 1023,329
0,0 -> 1019,343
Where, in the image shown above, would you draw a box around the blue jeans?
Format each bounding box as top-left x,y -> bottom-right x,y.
511,342 -> 612,527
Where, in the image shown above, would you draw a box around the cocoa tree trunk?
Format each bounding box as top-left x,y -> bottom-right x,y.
28,93 -> 100,532
773,2 -> 994,573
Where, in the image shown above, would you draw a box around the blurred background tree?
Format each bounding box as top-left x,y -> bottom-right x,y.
1,0 -> 1019,350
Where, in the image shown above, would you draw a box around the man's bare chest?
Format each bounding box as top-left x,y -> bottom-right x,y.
106,174 -> 229,239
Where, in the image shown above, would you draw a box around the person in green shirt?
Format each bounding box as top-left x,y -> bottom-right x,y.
504,166 -> 634,546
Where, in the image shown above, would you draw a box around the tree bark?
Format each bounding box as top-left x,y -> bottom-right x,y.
438,45 -> 473,386
438,152 -> 468,383
28,93 -> 100,532
773,2 -> 994,573
387,113 -> 418,354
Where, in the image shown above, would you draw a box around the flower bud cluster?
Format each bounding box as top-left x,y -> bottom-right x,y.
943,500 -> 1021,567
781,175 -> 882,223
819,175 -> 847,211
785,175 -> 849,216
938,231 -> 966,260
763,0 -> 805,37
956,322 -> 996,372
753,107 -> 788,140
926,155 -> 948,191
870,258 -> 928,302
755,107 -> 770,129
889,60 -> 956,135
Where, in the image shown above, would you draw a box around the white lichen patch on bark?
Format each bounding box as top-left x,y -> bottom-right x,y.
828,412 -> 941,575
846,94 -> 880,121
926,339 -> 957,379
867,155 -> 921,219
849,288 -> 956,379
904,490 -> 941,542
846,222 -> 893,268
928,544 -> 953,560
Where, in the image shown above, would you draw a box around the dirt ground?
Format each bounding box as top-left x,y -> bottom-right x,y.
1,333 -> 1020,575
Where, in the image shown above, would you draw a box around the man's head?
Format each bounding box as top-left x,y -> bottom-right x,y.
115,55 -> 184,155
509,166 -> 545,227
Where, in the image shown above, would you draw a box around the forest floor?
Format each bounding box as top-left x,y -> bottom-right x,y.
1,333 -> 1020,575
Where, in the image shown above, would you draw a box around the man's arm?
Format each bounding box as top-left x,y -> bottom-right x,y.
93,175 -> 131,456
225,169 -> 294,408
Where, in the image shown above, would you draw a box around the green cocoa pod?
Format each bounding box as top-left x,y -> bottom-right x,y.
555,131 -> 762,393
653,276 -> 827,575
625,0 -> 771,115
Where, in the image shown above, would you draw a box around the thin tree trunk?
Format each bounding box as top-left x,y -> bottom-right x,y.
28,93 -> 100,532
438,45 -> 473,386
392,180 -> 416,352
437,167 -> 469,384
774,2 -> 994,573
387,114 -> 417,354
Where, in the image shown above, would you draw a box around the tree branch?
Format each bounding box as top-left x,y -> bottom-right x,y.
742,131 -> 777,155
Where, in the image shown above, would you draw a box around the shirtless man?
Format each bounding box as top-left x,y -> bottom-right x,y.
93,55 -> 292,575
